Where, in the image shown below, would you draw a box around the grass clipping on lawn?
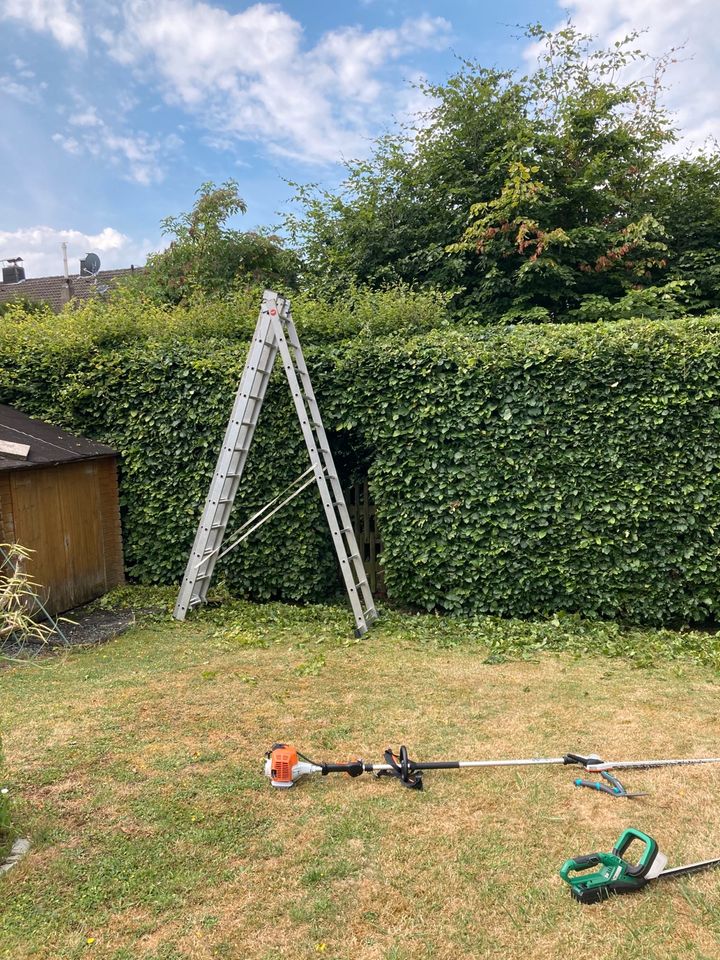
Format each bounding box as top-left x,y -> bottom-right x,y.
1,596 -> 720,959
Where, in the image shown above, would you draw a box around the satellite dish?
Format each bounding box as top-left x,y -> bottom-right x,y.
80,252 -> 101,277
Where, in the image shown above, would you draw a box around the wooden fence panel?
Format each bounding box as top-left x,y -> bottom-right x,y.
345,479 -> 384,596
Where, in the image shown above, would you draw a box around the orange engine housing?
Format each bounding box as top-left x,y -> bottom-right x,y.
270,744 -> 298,785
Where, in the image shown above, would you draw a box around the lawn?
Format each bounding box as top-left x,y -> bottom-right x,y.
2,594 -> 720,959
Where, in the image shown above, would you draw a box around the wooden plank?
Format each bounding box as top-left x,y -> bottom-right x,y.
10,467 -> 68,614
57,461 -> 106,608
0,472 -> 15,543
0,440 -> 30,460
96,457 -> 125,588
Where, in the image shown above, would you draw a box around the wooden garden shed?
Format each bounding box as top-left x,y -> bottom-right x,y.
0,405 -> 124,614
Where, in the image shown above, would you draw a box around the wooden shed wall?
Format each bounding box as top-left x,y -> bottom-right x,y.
0,457 -> 124,615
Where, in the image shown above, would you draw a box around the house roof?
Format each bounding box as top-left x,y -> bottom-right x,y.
0,405 -> 118,472
0,267 -> 141,313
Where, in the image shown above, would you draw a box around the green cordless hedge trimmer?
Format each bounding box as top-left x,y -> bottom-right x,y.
560,827 -> 720,903
264,743 -> 720,796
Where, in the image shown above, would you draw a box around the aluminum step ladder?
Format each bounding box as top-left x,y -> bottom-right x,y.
173,290 -> 378,637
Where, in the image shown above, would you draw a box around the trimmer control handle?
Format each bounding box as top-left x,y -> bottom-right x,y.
612,828 -> 659,877
565,854 -> 602,872
563,753 -> 604,767
560,851 -> 618,882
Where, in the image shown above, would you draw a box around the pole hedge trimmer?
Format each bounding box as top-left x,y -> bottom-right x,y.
560,827 -> 720,903
264,743 -> 720,797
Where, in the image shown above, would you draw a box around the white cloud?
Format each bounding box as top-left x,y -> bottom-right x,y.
0,225 -> 155,277
12,57 -> 36,79
2,0 -> 450,165
101,0 -> 450,164
310,20 -> 445,104
1,54 -> 47,103
53,106 -> 182,185
0,0 -> 85,51
1,75 -> 43,104
549,0 -> 720,150
70,106 -> 101,127
52,133 -> 82,154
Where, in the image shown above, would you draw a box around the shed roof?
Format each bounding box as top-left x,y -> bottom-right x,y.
0,405 -> 118,472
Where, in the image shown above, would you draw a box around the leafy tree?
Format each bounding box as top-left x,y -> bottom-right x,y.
286,68 -> 532,302
144,180 -> 299,304
287,24 -> 720,323
646,151 -> 720,313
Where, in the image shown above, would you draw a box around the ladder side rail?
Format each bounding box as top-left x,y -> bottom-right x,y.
193,310 -> 275,522
192,341 -> 278,560
174,308 -> 277,619
284,316 -> 359,507
211,345 -> 278,510
270,314 -> 370,636
284,315 -> 377,621
285,328 -> 376,622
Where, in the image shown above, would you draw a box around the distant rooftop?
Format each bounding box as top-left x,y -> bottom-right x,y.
0,266 -> 142,313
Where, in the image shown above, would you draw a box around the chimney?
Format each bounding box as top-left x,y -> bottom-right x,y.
2,257 -> 25,284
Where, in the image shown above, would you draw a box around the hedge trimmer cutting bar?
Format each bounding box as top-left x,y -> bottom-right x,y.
264,743 -> 720,796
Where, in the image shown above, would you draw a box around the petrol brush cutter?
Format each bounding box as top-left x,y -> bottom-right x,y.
264,743 -> 720,797
560,827 -> 720,904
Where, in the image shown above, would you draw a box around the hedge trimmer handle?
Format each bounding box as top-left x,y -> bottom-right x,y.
376,745 -> 423,790
612,827 -> 659,873
560,851 -> 617,883
562,854 -> 601,872
560,828 -> 667,904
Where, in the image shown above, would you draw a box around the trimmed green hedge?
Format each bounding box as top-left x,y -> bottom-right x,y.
2,289 -> 720,624
340,318 -> 720,624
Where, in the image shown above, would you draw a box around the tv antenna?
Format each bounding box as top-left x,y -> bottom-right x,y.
80,252 -> 101,277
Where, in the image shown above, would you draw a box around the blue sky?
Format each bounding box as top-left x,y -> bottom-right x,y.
0,0 -> 717,277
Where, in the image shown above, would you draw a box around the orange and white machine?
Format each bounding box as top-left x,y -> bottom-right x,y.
264,743 -> 324,788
